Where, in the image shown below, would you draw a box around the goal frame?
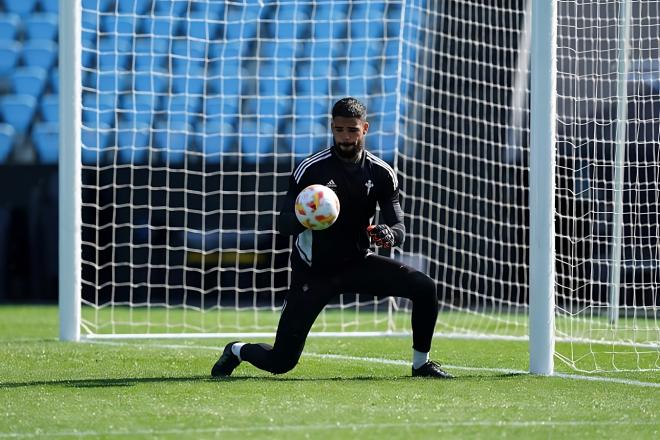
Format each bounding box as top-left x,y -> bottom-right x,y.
57,0 -> 560,375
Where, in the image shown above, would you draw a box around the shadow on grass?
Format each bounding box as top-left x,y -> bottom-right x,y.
0,372 -> 523,388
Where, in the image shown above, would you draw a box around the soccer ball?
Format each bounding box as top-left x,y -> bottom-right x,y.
295,184 -> 340,230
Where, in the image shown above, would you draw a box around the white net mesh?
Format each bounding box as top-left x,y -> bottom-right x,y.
553,0 -> 660,371
77,0 -> 658,372
80,0 -> 407,337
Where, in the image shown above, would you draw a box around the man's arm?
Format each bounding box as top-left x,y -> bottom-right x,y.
375,189 -> 405,247
277,175 -> 306,236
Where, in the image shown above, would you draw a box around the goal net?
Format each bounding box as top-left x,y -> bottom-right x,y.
67,0 -> 659,372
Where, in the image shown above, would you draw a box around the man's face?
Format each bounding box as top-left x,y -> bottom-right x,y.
331,116 -> 369,160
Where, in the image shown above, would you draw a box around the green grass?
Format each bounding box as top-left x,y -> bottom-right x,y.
1,305 -> 658,439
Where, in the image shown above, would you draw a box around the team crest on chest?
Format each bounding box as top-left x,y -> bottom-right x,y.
365,179 -> 374,195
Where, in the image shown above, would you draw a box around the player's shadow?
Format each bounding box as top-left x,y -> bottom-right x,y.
0,376 -> 210,389
0,372 -> 524,388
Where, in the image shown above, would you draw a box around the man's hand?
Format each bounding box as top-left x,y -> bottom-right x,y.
367,224 -> 396,248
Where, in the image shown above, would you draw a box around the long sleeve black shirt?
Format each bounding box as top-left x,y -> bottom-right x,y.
278,146 -> 405,272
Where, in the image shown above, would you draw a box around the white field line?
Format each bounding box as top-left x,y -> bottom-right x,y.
82,340 -> 660,388
1,419 -> 658,438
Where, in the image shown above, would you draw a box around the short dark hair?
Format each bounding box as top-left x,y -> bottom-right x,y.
331,97 -> 367,120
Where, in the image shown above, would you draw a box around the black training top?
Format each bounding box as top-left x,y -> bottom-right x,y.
278,146 -> 405,272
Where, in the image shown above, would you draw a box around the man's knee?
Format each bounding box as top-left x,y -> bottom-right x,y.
269,353 -> 300,374
409,271 -> 437,299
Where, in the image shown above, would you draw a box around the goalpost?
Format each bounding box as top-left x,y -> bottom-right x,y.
59,0 -> 659,374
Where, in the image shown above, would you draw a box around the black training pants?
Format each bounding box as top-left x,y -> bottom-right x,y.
240,254 -> 439,374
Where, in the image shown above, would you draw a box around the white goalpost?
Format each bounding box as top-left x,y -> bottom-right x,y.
59,0 -> 659,374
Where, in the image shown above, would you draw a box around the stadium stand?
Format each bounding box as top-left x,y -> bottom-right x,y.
0,0 -> 401,165
80,121 -> 111,165
21,39 -> 57,69
2,0 -> 39,18
116,120 -> 150,164
0,41 -> 20,87
38,0 -> 57,14
31,121 -> 58,163
23,12 -> 58,40
0,12 -> 20,40
0,122 -> 15,162
0,94 -> 37,135
39,94 -> 58,123
10,66 -> 47,97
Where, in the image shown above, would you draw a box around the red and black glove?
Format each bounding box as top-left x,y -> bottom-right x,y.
367,224 -> 396,248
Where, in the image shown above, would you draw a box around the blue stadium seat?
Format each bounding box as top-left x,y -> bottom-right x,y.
331,78 -> 369,99
310,5 -> 347,39
131,70 -> 168,93
203,96 -> 239,118
133,37 -> 169,71
119,94 -> 156,125
23,13 -> 58,40
268,8 -> 309,40
244,97 -> 289,126
82,92 -> 116,126
0,123 -> 15,163
0,94 -> 37,135
81,48 -> 96,70
0,13 -> 20,40
117,0 -> 153,15
171,72 -> 206,95
223,5 -> 259,39
386,18 -> 400,39
81,0 -> 114,12
2,0 -> 38,18
170,40 -> 206,74
196,119 -> 236,164
209,60 -> 242,95
0,41 -> 20,76
39,94 -> 59,123
348,41 -> 382,60
349,20 -> 384,40
10,67 -> 48,98
142,15 -> 184,37
153,121 -> 192,165
368,95 -> 398,118
309,41 -> 344,60
21,40 -> 58,70
154,0 -> 189,16
81,121 -> 112,165
240,119 -> 275,165
81,9 -> 98,32
159,95 -> 202,124
31,122 -> 59,164
115,120 -> 151,164
258,41 -> 299,61
187,10 -> 222,40
101,15 -> 139,35
49,68 -> 59,93
369,133 -> 397,164
292,97 -> 326,118
39,0 -> 58,13
285,118 -> 327,157
295,62 -> 332,96
257,61 -> 293,97
191,0 -> 224,17
207,40 -> 246,60
97,36 -> 132,71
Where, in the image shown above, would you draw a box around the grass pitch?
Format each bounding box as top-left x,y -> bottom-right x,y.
0,306 -> 658,439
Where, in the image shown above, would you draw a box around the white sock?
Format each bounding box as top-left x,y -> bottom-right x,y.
231,342 -> 246,361
412,349 -> 429,369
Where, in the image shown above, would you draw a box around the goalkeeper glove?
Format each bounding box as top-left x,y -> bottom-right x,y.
367,224 -> 396,248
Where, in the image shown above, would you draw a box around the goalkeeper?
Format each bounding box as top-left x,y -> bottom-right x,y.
212,97 -> 453,379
